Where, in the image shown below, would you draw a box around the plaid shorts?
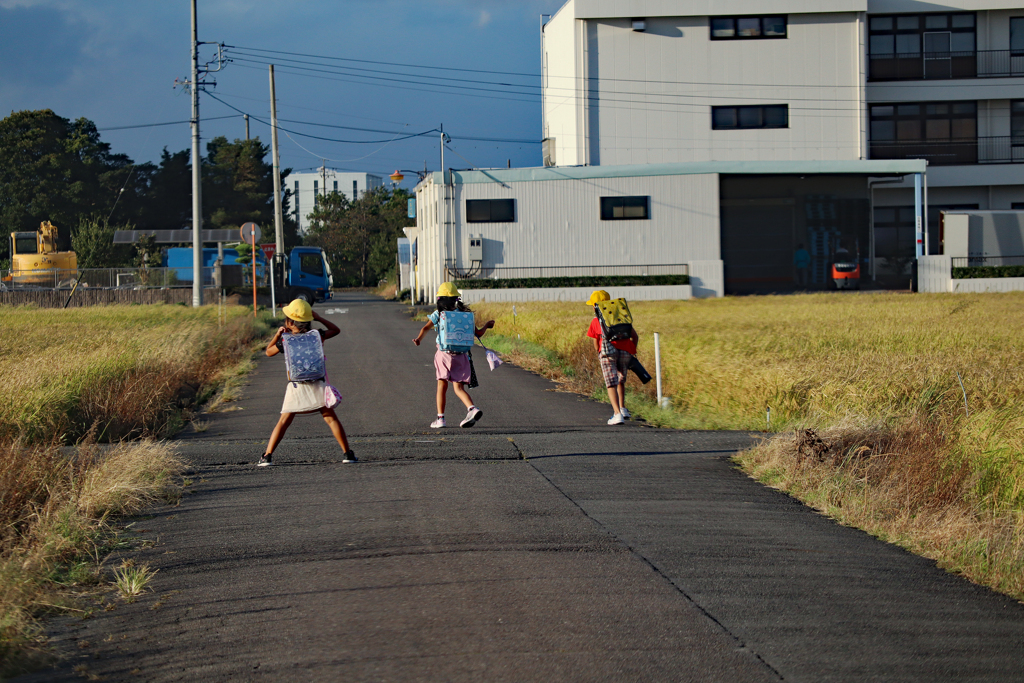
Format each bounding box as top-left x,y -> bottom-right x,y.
599,347 -> 631,388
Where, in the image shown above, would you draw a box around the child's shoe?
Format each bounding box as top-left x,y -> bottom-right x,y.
460,407 -> 482,428
431,417 -> 446,428
343,451 -> 358,463
607,413 -> 625,425
257,454 -> 273,467
620,407 -> 631,420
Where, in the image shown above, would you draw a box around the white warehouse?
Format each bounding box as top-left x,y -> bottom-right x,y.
290,170 -> 383,234
408,0 -> 1024,298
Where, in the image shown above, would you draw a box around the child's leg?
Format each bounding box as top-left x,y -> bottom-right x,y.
436,380 -> 448,415
265,412 -> 296,455
320,407 -> 351,453
606,386 -> 622,414
616,382 -> 626,410
452,382 -> 474,409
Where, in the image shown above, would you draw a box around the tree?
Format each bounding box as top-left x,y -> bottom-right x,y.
72,216 -> 134,268
306,187 -> 410,287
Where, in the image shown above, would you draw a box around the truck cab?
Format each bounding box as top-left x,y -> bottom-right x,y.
278,247 -> 333,304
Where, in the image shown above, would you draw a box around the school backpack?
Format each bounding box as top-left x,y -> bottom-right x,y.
595,298 -> 634,342
437,310 -> 475,353
281,330 -> 326,382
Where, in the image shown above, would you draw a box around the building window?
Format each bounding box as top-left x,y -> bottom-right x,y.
712,105 -> 788,130
600,196 -> 649,220
466,199 -> 515,223
353,180 -> 358,199
868,13 -> 976,80
710,16 -> 786,40
1013,18 -> 1024,57
294,181 -> 299,221
1012,101 -> 1024,146
333,180 -> 338,193
869,101 -> 977,164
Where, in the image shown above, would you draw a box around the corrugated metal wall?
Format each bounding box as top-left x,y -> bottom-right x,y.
414,172 -> 719,300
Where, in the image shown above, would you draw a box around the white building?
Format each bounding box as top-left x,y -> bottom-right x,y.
409,0 -> 1024,298
289,170 -> 384,234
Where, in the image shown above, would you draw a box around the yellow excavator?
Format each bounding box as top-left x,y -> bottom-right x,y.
4,221 -> 78,286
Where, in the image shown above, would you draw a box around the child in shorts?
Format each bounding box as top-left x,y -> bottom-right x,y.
412,282 -> 495,428
585,290 -> 639,425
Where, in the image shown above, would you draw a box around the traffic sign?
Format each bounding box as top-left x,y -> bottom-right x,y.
260,243 -> 276,261
240,222 -> 261,245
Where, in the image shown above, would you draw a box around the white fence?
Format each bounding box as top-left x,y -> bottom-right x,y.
917,255 -> 1024,293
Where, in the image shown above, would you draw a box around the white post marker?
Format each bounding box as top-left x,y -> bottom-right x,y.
654,332 -> 663,407
269,256 -> 276,318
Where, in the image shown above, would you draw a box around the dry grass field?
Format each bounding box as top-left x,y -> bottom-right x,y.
0,303 -> 269,674
471,292 -> 1024,601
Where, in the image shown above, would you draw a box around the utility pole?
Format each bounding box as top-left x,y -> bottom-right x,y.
244,114 -> 249,140
269,65 -> 284,260
190,0 -> 203,307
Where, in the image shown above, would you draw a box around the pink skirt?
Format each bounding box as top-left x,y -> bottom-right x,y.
434,349 -> 471,383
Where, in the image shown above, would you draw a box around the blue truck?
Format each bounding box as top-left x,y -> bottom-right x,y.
163,246 -> 334,304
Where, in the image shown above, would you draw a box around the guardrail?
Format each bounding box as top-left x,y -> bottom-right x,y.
868,49 -> 1024,81
444,263 -> 689,281
951,255 -> 1024,268
870,137 -> 1024,166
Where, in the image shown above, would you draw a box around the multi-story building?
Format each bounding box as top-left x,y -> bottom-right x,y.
537,0 -> 1024,290
290,170 -> 383,234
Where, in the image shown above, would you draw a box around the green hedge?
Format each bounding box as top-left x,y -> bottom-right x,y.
454,274 -> 689,290
953,266 -> 1024,279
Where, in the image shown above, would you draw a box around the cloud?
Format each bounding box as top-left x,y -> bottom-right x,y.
478,9 -> 491,27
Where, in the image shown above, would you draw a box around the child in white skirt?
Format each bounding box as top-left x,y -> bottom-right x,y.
257,299 -> 355,466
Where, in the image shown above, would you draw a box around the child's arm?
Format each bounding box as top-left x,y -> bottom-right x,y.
312,310 -> 340,341
594,336 -> 602,354
266,327 -> 286,357
412,320 -> 434,346
475,320 -> 495,338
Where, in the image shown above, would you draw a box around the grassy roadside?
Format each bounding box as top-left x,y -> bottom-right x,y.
470,294 -> 1024,601
0,303 -> 273,675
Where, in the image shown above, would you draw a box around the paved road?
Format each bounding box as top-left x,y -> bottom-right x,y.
19,292 -> 1024,682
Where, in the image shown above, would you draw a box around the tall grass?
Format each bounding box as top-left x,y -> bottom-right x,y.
0,303 -> 272,674
0,304 -> 271,443
471,293 -> 1024,600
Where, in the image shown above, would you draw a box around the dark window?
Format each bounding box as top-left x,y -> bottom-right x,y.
600,196 -> 649,221
1012,101 -> 1024,145
868,12 -> 976,80
466,199 -> 515,223
710,16 -> 786,40
13,233 -> 37,254
1013,18 -> 1024,56
300,254 -> 323,277
870,101 -> 977,164
712,105 -> 788,130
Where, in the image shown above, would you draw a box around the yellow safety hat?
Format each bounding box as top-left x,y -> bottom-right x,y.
436,282 -> 461,298
282,299 -> 313,322
586,290 -> 611,306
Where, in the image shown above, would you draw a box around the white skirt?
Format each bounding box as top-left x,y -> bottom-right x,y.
281,380 -> 326,414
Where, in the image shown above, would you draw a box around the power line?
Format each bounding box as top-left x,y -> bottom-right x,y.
97,114 -> 240,131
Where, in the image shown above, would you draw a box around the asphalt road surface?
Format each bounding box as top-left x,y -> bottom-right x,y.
19,292 -> 1024,682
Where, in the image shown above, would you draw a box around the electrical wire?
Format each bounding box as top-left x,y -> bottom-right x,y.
96,114 -> 240,131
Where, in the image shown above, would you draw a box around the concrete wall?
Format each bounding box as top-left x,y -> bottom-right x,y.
458,284 -> 691,304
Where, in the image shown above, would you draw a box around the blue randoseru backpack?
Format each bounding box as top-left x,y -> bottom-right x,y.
282,330 -> 326,382
437,310 -> 475,353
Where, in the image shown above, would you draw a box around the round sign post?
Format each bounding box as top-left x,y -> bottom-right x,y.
241,223 -> 261,317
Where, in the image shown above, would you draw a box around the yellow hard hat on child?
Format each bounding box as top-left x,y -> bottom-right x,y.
282,299 -> 313,322
586,290 -> 610,306
436,282 -> 460,298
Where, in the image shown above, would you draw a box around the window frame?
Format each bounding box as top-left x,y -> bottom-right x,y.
465,198 -> 516,223
599,196 -> 650,221
710,15 -> 787,40
1012,17 -> 1024,57
711,104 -> 789,130
867,12 -> 976,56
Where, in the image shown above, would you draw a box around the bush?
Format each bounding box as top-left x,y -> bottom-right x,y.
953,266 -> 1024,279
454,274 -> 689,290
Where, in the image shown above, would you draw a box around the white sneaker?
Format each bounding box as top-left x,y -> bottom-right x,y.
607,413 -> 625,425
431,417 -> 446,428
620,408 -> 631,420
460,407 -> 482,428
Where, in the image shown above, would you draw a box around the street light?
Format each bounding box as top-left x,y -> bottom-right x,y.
390,169 -> 429,188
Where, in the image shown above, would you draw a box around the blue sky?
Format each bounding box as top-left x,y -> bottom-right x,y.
0,0 -> 561,189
